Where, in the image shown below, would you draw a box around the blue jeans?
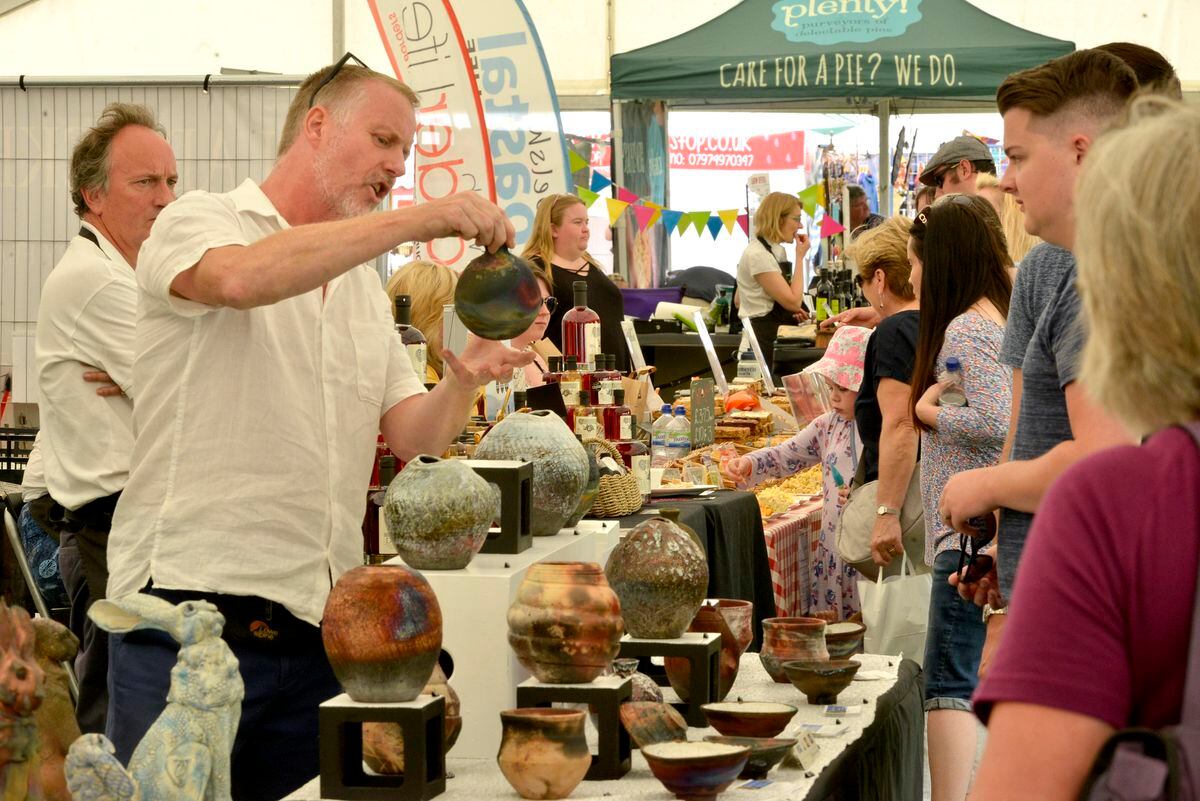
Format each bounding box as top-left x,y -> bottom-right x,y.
16,502 -> 69,610
922,550 -> 987,712
107,595 -> 342,801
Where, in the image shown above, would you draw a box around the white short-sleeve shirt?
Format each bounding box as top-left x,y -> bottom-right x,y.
106,179 -> 426,625
35,222 -> 137,509
735,238 -> 785,320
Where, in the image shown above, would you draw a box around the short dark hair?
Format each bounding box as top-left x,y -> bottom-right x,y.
848,184 -> 866,202
1094,42 -> 1182,99
970,159 -> 997,177
996,49 -> 1138,123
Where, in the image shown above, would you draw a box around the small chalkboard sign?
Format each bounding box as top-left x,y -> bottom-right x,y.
690,377 -> 715,448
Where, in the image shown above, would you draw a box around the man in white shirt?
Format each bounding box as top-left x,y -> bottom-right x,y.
35,102 -> 177,734
105,60 -> 532,800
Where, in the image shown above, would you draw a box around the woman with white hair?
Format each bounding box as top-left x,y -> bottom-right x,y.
969,97 -> 1200,800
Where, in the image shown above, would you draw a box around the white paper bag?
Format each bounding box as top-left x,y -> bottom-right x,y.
857,554 -> 931,667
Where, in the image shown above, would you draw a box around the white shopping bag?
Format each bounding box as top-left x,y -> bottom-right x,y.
857,554 -> 932,667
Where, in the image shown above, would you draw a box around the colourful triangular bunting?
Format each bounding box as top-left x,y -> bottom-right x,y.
616,186 -> 640,205
642,200 -> 664,228
633,205 -> 656,232
606,197 -> 631,225
590,172 -> 613,193
706,215 -> 723,240
575,185 -> 600,208
661,209 -> 684,236
568,149 -> 590,174
819,214 -> 846,238
737,213 -> 750,236
797,183 -> 826,217
718,209 -> 740,234
689,211 -> 710,236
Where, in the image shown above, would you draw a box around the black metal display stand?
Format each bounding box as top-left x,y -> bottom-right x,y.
465,459 -> 533,555
618,632 -> 721,726
515,675 -> 632,780
319,693 -> 446,801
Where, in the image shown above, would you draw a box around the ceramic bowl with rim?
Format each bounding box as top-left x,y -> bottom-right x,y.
702,735 -> 798,779
782,659 -> 861,705
823,621 -> 867,659
700,701 -> 798,738
641,741 -> 751,801
618,701 -> 688,750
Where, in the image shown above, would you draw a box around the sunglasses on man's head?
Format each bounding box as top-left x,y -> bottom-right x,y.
308,52 -> 370,109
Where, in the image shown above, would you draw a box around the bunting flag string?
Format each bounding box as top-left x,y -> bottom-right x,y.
567,147 -> 836,241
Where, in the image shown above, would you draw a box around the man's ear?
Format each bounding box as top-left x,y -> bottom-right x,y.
80,184 -> 104,216
1072,134 -> 1093,165
303,105 -> 330,147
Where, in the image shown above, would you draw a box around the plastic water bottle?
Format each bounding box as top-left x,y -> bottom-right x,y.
651,404 -> 674,467
668,406 -> 692,460
939,357 -> 968,407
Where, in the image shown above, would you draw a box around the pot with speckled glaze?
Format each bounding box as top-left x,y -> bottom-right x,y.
605,516 -> 708,639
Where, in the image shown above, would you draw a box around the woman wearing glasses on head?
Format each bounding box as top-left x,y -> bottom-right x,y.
734,191 -> 812,369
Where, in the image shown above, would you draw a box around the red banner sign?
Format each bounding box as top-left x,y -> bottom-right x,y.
587,131 -> 807,171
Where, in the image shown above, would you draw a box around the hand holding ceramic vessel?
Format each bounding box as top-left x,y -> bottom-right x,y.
443,336 -> 536,388
420,191 -> 515,252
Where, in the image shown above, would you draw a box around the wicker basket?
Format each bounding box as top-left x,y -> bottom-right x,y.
586,439 -> 644,518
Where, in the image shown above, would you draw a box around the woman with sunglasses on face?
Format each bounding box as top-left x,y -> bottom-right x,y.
734,191 -> 811,369
508,267 -> 557,390
908,194 -> 1012,801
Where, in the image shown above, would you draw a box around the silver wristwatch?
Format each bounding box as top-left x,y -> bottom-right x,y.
875,505 -> 901,517
982,603 -> 1008,624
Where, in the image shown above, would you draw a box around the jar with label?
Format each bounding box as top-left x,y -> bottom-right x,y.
603,388 -> 633,441
560,355 -> 582,408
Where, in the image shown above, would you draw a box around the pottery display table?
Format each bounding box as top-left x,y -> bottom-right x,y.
763,497 -> 823,618
289,653 -> 924,801
387,520 -> 620,759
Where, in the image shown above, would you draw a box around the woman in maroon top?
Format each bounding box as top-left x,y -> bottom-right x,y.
969,99 -> 1200,800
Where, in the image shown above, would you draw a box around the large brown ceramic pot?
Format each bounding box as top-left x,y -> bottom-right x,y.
321,565 -> 442,702
758,617 -> 828,684
507,561 -> 624,684
664,604 -> 739,702
383,455 -> 500,570
605,517 -> 708,639
475,410 -> 589,536
361,660 -> 462,773
497,708 -> 591,800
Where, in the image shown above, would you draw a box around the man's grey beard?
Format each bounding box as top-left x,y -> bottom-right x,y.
312,145 -> 376,220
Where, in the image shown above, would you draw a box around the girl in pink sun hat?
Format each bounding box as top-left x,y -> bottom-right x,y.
725,324 -> 872,619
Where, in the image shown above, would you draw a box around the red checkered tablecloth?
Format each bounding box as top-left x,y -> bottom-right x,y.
763,496 -> 823,618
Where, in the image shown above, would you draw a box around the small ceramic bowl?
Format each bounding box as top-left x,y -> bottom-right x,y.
782,659 -> 861,705
700,701 -> 798,738
823,621 -> 867,659
703,735 -> 799,779
642,741 -> 751,801
619,701 -> 688,749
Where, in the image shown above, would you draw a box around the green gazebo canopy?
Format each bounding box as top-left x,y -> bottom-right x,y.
611,0 -> 1074,103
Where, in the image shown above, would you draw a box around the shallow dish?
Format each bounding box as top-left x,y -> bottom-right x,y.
700,701 -> 798,738
702,735 -> 798,779
641,741 -> 751,801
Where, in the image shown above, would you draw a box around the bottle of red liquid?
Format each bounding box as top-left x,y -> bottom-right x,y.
561,280 -> 601,371
603,388 -> 633,441
582,354 -> 601,407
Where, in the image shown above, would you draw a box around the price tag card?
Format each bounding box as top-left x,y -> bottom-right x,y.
853,670 -> 894,681
692,311 -> 730,396
620,319 -> 648,373
799,722 -> 848,738
739,779 -> 773,790
823,704 -> 863,717
796,733 -> 822,770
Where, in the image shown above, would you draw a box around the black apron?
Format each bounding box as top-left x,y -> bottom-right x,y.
749,236 -> 797,370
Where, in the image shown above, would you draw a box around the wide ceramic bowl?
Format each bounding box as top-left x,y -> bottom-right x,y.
782,659 -> 861,705
700,701 -> 797,739
823,621 -> 867,660
618,701 -> 688,750
641,741 -> 751,801
702,735 -> 798,780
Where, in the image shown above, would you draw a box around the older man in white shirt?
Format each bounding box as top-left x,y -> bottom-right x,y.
35,103 -> 177,734
104,59 -> 532,800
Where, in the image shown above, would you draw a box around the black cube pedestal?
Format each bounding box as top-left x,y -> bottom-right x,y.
515,675 -> 632,780
319,693 -> 446,801
618,633 -> 722,726
465,459 -> 533,555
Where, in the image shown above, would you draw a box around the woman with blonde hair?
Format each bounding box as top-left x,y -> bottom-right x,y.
977,172 -> 1040,265
970,98 -> 1200,800
386,259 -> 457,382
734,191 -> 811,368
522,193 -> 627,370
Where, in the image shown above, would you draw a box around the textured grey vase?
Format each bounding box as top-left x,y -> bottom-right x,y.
384,455 -> 500,569
605,516 -> 708,639
565,445 -> 600,527
475,410 -> 589,536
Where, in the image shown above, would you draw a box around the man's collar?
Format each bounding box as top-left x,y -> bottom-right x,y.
228,178 -> 291,228
79,221 -> 133,268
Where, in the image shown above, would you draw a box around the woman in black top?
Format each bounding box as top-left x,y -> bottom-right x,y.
846,216 -> 920,568
522,194 -> 628,371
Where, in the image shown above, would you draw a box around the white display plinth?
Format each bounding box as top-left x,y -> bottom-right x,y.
387,522 -> 616,759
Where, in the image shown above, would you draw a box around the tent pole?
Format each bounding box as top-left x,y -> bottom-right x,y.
878,99 -> 891,217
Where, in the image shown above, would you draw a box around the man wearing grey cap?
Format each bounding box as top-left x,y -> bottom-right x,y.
920,134 -> 997,198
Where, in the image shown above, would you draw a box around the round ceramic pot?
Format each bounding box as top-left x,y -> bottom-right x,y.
361,659 -> 462,773
664,604 -> 740,702
613,657 -> 663,703
497,708 -> 591,800
564,446 -> 600,528
708,598 -> 754,655
758,617 -> 828,684
605,516 -> 708,639
475,410 -> 589,536
507,561 -> 624,684
321,565 -> 442,702
383,455 -> 499,570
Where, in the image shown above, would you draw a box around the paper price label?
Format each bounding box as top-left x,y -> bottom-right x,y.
796,733 -> 822,770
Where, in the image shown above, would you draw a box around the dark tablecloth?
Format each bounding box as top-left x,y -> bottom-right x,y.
806,658 -> 926,801
619,490 -> 776,652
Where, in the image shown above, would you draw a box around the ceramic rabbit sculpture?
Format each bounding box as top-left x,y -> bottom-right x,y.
64,594 -> 244,801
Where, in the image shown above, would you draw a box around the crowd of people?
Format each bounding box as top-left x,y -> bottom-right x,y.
6,34 -> 1198,801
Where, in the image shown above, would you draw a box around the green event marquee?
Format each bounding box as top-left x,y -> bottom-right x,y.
610,0 -> 1074,103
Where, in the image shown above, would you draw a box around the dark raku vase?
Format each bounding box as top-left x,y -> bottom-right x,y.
664,603 -> 740,702
759,617 -> 828,684
605,516 -> 708,639
454,247 -> 542,341
475,410 -> 589,536
321,565 -> 442,703
507,561 -> 624,684
383,454 -> 500,570
497,708 -> 591,800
